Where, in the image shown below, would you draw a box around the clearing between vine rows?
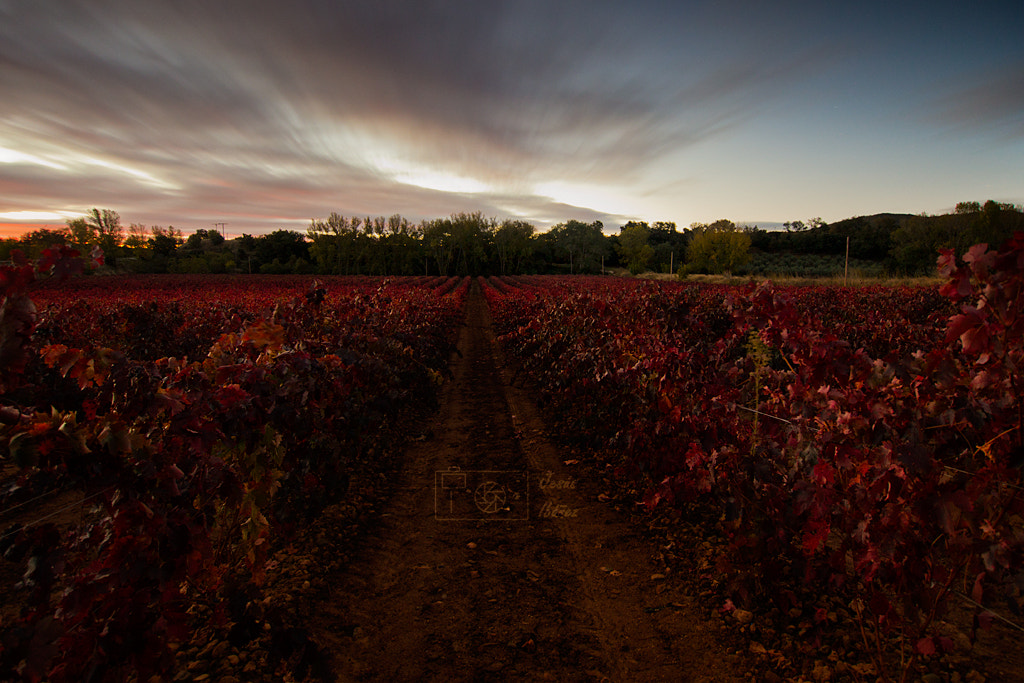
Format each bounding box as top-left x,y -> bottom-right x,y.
308,283 -> 743,682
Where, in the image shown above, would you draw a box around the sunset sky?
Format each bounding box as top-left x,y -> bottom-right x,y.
1,0 -> 1022,238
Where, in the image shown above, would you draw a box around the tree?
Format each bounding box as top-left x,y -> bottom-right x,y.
149,226 -> 183,257
88,208 -> 124,265
66,218 -> 97,250
10,228 -> 70,259
422,218 -> 456,276
683,219 -> 751,275
124,223 -> 149,251
383,213 -> 423,275
64,209 -> 124,266
889,202 -> 1024,274
308,213 -> 364,275
183,228 -> 225,252
254,230 -> 310,271
617,222 -> 654,274
646,221 -> 687,273
548,220 -> 608,274
493,219 -> 535,275
449,211 -> 493,275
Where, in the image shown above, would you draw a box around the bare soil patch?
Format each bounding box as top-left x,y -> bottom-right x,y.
308,282 -> 742,681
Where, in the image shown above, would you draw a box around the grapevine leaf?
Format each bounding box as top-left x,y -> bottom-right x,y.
971,572 -> 985,604
802,519 -> 830,554
811,460 -> 835,486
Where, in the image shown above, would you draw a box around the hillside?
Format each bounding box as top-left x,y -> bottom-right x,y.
747,203 -> 1024,276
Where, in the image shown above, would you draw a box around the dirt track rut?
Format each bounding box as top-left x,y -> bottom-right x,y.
311,283 -> 741,682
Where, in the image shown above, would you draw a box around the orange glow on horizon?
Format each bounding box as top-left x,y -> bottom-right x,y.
0,222 -> 263,241
0,223 -> 64,239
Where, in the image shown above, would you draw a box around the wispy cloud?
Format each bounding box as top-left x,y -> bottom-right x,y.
1,0 -> 1021,233
928,65 -> 1024,138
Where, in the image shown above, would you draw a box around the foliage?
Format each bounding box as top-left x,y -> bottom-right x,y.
11,201 -> 1022,280
684,219 -> 751,275
0,267 -> 467,681
744,252 -> 887,278
493,219 -> 535,276
485,236 -> 1024,680
890,202 -> 1024,275
617,222 -> 654,274
543,220 -> 609,274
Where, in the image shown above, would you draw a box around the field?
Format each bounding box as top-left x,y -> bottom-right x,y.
1,238 -> 1023,682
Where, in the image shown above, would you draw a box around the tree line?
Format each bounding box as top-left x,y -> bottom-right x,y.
2,200 -> 1021,277
745,200 -> 1024,277
0,210 -> 613,276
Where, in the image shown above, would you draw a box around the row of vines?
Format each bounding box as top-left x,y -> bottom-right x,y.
0,248 -> 467,681
483,235 -> 1024,681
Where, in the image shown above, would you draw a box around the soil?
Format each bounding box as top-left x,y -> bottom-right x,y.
306,283 -> 744,682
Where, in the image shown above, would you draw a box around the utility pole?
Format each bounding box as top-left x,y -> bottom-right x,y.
844,235 -> 850,286
213,222 -> 227,238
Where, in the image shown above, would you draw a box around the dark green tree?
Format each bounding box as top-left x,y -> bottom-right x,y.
422,218 -> 456,276
149,226 -> 183,257
254,230 -> 310,272
889,202 -> 1024,274
493,219 -> 535,275
548,220 -> 608,273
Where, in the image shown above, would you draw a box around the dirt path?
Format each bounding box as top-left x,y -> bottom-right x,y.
311,283 -> 742,682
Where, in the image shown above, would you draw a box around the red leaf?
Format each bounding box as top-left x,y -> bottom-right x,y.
936,248 -> 957,278
960,325 -> 990,355
963,243 -> 993,270
802,519 -> 830,554
938,250 -> 975,299
915,637 -> 936,656
812,460 -> 835,486
947,307 -> 989,353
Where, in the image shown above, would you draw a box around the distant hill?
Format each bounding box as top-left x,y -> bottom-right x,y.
748,203 -> 1023,275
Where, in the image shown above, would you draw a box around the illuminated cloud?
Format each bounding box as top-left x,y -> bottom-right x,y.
0,0 -> 1021,235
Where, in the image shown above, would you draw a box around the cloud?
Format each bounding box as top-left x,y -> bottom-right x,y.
0,1 -> 822,189
928,65 -> 1024,138
9,0 -> 1013,234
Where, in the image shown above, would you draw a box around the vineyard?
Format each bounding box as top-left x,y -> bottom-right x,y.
0,251 -> 467,681
481,236 -> 1024,681
1,235 -> 1023,682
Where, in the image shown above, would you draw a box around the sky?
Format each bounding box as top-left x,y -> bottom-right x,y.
1,0 -> 1022,238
